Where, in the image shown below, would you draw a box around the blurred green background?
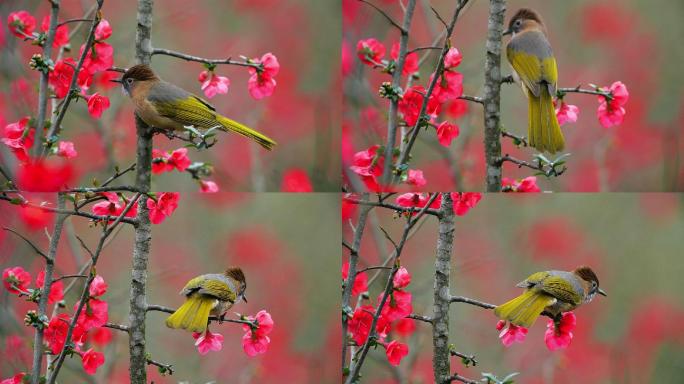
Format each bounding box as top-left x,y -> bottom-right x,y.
346,193 -> 684,383
1,193 -> 340,383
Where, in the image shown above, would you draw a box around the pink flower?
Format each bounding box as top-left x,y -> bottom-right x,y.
17,160 -> 74,191
87,93 -> 110,119
452,192 -> 482,216
436,121 -> 460,147
199,180 -> 219,193
405,169 -> 426,187
243,310 -> 274,337
1,373 -> 26,384
444,47 -> 463,70
56,141 -> 78,159
498,322 -> 528,347
393,267 -> 411,289
81,349 -> 105,374
81,42 -> 114,74
281,168 -> 313,192
391,42 -> 419,75
356,38 -> 385,65
379,290 -> 412,322
502,176 -> 541,193
91,193 -> 138,220
41,15 -> 69,48
544,312 -> 576,351
2,117 -> 34,163
342,262 -> 369,295
7,11 -> 36,38
192,330 -> 224,355
48,58 -> 92,98
555,101 -> 579,126
94,19 -> 112,40
242,330 -> 270,356
385,340 -> 409,366
247,53 -> 279,100
36,271 -> 64,304
75,298 -> 108,330
2,266 -> 31,294
348,305 -> 374,345
350,145 -> 383,178
88,275 -> 108,297
199,71 -> 230,99
396,193 -> 428,210
146,192 -> 180,224
166,148 -> 191,172
597,81 -> 629,128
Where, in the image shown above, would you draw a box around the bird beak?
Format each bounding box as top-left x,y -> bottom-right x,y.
242,294 -> 248,303
110,78 -> 123,84
598,288 -> 607,297
502,28 -> 512,36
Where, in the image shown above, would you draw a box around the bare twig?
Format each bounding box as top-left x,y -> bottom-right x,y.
501,130 -> 528,147
448,295 -> 496,309
146,358 -> 174,375
407,313 -> 433,323
344,198 -> 441,217
358,0 -> 406,32
2,227 -> 49,260
444,373 -> 478,384
151,48 -> 262,70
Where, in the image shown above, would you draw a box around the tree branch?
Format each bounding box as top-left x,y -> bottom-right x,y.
151,48 -> 262,70
448,295 -> 496,309
499,154 -> 567,178
2,227 -> 49,260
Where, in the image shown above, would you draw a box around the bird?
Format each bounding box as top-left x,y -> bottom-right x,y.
494,266 -> 606,328
114,64 -> 276,150
503,8 -> 564,154
165,267 -> 247,333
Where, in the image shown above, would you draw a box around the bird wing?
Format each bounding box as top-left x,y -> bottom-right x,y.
148,81 -> 220,129
506,30 -> 557,97
180,274 -> 237,303
538,275 -> 582,305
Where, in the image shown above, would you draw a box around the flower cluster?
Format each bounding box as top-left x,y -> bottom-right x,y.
196,52 -> 280,100
152,147 -> 220,193
496,311 -> 576,351
346,266 -> 415,367
597,81 -> 629,128
2,267 -> 112,376
191,310 -> 275,357
395,192 -> 482,216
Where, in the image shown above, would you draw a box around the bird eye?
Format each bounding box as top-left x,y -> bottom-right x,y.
515,19 -> 522,26
126,78 -> 134,84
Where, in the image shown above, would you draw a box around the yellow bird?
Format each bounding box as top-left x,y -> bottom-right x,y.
504,8 -> 564,154
494,266 -> 606,328
114,64 -> 276,150
166,267 -> 247,333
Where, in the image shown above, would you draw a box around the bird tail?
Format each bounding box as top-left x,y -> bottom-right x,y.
216,115 -> 276,151
528,88 -> 564,154
494,290 -> 556,328
165,295 -> 215,333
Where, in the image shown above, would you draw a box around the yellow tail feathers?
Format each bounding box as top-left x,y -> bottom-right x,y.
494,290 -> 556,328
216,115 -> 276,151
527,88 -> 564,154
165,295 -> 215,333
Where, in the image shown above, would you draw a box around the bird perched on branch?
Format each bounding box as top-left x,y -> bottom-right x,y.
166,267 -> 247,333
114,64 -> 276,150
494,266 -> 606,328
504,8 -> 564,154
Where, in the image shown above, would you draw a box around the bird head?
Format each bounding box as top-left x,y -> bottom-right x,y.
111,64 -> 158,96
225,267 -> 247,303
503,8 -> 546,37
573,266 -> 607,302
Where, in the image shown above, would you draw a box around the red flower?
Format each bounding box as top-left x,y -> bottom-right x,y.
56,141 -> 78,159
349,145 -> 383,178
544,312 -> 576,351
193,330 -> 224,355
452,192 -> 482,216
405,169 -> 426,187
2,117 -> 34,163
17,160 -> 74,192
2,266 -> 31,294
44,313 -> 86,354
597,81 -> 629,128
199,180 -> 219,193
502,176 -> 541,193
393,267 -> 411,289
146,192 -> 180,224
91,193 -> 138,220
446,99 -> 468,119
432,71 -> 464,103
36,271 -> 64,303
348,305 -> 374,345
379,290 -> 412,322
394,318 -> 416,337
49,58 -> 91,98
88,275 -> 107,297
199,71 -> 230,99
166,148 -> 191,172
555,101 -> 579,126
75,298 -> 108,331
247,53 -> 279,100
281,168 -> 313,192
398,85 -> 441,126
0,373 -> 26,384
444,47 -> 463,70
86,93 -> 110,119
436,121 -> 460,147
356,38 -> 385,65
94,19 -> 112,40
498,321 -> 528,347
81,42 -> 114,74
81,348 -> 104,375
7,11 -> 36,38
41,15 -> 69,48
391,42 -> 418,75
342,262 -> 369,295
90,327 -> 113,346
385,340 -> 409,366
